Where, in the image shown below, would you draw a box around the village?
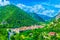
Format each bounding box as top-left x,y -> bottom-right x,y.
7,25 -> 44,33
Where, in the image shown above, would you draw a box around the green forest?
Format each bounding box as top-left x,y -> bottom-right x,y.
0,5 -> 40,28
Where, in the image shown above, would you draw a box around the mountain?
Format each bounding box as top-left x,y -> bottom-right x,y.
0,5 -> 39,28
28,13 -> 45,22
28,12 -> 54,22
17,4 -> 60,21
37,14 -> 52,21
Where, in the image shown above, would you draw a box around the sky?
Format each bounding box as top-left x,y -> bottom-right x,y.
9,0 -> 60,6
0,0 -> 60,17
9,0 -> 49,6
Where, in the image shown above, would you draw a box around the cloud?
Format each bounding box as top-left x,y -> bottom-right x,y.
16,4 -> 32,12
16,4 -> 45,13
0,0 -> 10,6
41,10 -> 55,17
30,4 -> 45,13
0,0 -> 3,6
55,5 -> 60,8
16,4 -> 31,9
41,2 -> 60,8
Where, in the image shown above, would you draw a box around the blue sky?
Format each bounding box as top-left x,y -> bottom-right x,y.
8,0 -> 60,6
9,0 -> 49,6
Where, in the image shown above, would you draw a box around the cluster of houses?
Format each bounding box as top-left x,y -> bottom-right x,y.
8,25 -> 44,33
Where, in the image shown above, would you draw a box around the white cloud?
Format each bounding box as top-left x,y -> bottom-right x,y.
0,0 -> 3,6
16,4 -> 45,13
0,0 -> 10,6
41,10 -> 55,17
55,5 -> 60,8
30,4 -> 45,13
16,4 -> 32,11
41,2 -> 60,8
16,4 -> 25,9
16,4 -> 31,9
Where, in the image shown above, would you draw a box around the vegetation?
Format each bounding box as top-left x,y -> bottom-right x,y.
10,18 -> 60,40
0,5 -> 39,28
0,28 -> 8,40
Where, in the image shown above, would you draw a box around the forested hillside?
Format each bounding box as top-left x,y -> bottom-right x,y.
0,5 -> 39,28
